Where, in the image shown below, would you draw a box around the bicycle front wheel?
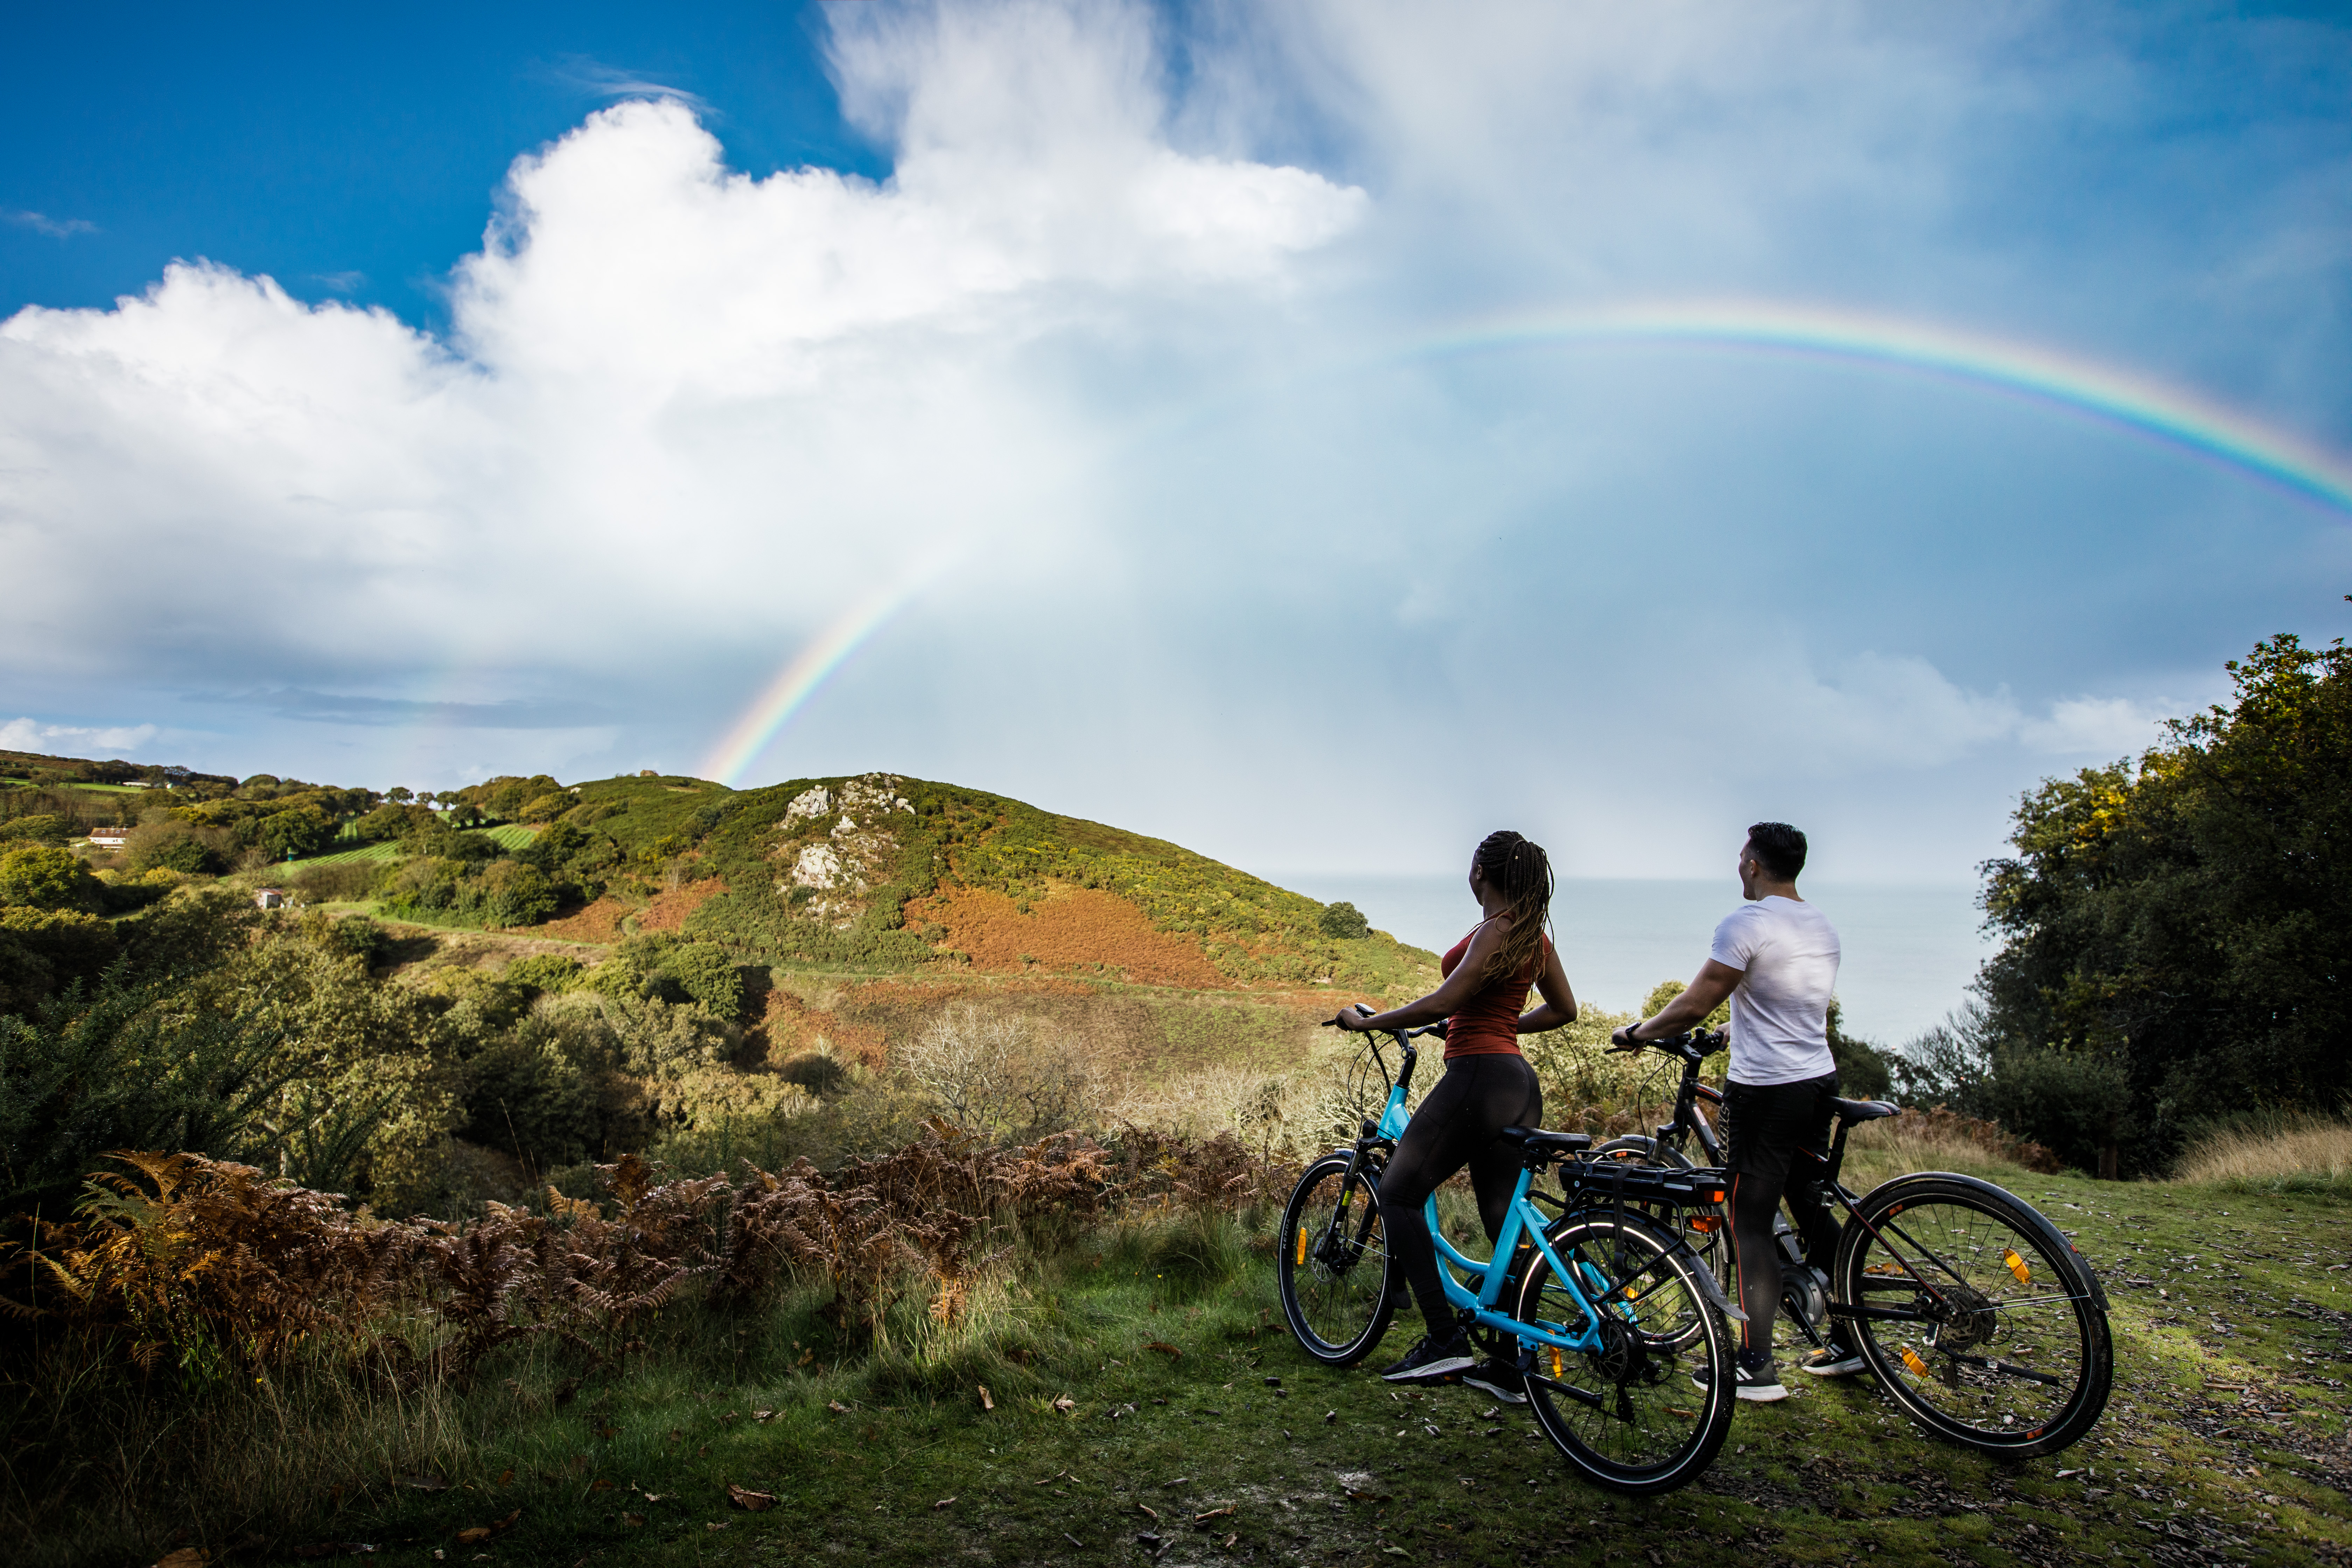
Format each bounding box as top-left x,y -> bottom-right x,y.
1277,1153 -> 1398,1366
1516,1212 -> 1735,1496
1835,1173 -> 2112,1457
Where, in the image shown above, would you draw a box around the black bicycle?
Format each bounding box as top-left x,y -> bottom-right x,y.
1595,1030 -> 2113,1458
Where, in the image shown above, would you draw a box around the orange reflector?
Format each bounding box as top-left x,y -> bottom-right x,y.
1688,1215 -> 1720,1233
1549,1346 -> 1564,1379
1296,1226 -> 1309,1267
1899,1346 -> 1928,1378
2003,1247 -> 2032,1285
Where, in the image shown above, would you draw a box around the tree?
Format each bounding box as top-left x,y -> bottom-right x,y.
388,786 -> 414,805
1975,631 -> 2352,1171
253,803 -> 336,862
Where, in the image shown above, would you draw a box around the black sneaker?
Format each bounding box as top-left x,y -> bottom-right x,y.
1797,1343 -> 1867,1378
1690,1351 -> 1787,1403
1380,1331 -> 1475,1383
1460,1358 -> 1527,1405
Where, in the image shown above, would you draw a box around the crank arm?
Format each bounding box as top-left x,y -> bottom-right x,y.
1530,1374 -> 1605,1410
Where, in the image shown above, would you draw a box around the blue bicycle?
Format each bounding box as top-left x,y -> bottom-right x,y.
1277,1015 -> 1742,1494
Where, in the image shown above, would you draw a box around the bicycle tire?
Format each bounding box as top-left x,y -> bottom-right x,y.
1592,1135 -> 1694,1171
1834,1172 -> 2112,1457
1516,1212 -> 1736,1496
1277,1153 -> 1398,1366
1591,1136 -> 1727,1339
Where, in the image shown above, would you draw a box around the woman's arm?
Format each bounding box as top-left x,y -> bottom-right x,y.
1515,940 -> 1576,1033
1333,917 -> 1512,1031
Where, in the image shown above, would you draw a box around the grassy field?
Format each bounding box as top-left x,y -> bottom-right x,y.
37,1170 -> 2349,1568
290,840 -> 405,868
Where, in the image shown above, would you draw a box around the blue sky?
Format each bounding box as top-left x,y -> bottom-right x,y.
4,0 -> 2350,886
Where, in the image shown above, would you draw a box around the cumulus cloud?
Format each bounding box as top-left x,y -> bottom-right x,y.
0,0 -> 1359,680
0,717 -> 159,755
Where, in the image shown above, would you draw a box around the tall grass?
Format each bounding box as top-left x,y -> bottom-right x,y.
0,1200 -> 1270,1566
2175,1114 -> 2352,1195
1840,1119 -> 2029,1191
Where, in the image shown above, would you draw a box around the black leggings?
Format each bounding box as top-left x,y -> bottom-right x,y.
1722,1073 -> 1843,1355
1379,1053 -> 1544,1340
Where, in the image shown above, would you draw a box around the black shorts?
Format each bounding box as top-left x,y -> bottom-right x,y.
1720,1072 -> 1839,1185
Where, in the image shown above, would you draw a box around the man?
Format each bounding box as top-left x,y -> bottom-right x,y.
1608,821 -> 1861,1401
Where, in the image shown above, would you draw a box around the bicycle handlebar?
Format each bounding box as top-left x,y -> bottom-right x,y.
1626,1026 -> 1727,1054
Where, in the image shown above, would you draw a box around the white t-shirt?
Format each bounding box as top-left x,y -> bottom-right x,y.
1708,895 -> 1841,1086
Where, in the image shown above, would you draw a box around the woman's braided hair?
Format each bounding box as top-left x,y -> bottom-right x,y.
1474,830 -> 1554,985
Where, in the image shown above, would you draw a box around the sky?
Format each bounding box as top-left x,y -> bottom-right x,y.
4,0 -> 2351,887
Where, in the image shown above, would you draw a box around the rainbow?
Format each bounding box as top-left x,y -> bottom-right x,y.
696,299 -> 2352,789
699,563 -> 950,788
1403,299 -> 2352,514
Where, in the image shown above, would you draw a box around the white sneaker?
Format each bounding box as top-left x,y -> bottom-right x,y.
1798,1344 -> 1867,1377
1690,1356 -> 1787,1403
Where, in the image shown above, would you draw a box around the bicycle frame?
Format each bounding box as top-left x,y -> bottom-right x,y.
1326,1029 -> 1645,1359
1637,1032 -> 2088,1344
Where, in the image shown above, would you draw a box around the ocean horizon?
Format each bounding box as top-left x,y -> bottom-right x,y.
1267,874 -> 1990,1050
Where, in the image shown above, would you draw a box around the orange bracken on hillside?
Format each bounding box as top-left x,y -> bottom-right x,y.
905,884 -> 1230,989
633,876 -> 729,933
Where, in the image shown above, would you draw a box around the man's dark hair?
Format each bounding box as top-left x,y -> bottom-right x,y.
1745,822 -> 1807,881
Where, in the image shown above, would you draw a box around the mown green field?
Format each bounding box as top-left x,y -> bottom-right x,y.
66,1174 -> 2347,1568
290,840 -> 406,867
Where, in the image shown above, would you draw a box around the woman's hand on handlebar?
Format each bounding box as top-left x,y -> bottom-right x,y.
1327,1002 -> 1376,1031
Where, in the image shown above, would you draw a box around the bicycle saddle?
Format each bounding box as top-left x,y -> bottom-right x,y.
1832,1097 -> 1899,1123
1498,1126 -> 1594,1155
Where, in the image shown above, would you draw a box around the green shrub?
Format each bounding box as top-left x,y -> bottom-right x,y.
1318,901 -> 1370,940
0,844 -> 99,910
288,858 -> 390,904
1977,1046 -> 2132,1176
503,953 -> 584,994
663,941 -> 746,1021
126,819 -> 232,875
468,860 -> 559,927
0,906 -> 120,1014
0,814 -> 69,845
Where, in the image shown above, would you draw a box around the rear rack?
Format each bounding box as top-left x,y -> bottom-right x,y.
1557,1159 -> 1728,1210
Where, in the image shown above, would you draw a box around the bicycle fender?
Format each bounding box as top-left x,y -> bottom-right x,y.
1847,1170 -> 2109,1313
1676,1240 -> 1746,1323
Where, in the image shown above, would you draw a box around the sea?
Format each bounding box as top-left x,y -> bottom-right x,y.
1268,874 -> 1991,1050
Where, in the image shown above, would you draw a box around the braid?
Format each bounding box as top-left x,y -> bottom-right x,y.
1474,830 -> 1553,984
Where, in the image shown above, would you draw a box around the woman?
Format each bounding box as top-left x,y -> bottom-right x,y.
1332,829 -> 1576,1398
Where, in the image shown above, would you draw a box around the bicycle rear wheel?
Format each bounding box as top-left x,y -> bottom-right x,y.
1515,1212 -> 1735,1496
1590,1137 -> 1723,1349
1278,1153 -> 1398,1366
1835,1173 -> 2112,1457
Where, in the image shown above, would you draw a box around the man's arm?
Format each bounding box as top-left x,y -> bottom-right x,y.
1610,960 -> 1742,1049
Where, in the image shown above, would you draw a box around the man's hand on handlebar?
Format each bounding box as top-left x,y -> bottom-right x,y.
1608,1024 -> 1647,1054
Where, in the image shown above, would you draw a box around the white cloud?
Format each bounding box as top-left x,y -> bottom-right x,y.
2019,694 -> 2173,757
0,717 -> 159,755
0,0 -> 1362,692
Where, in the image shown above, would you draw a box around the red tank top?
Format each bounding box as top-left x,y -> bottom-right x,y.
1438,925 -> 1550,1059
